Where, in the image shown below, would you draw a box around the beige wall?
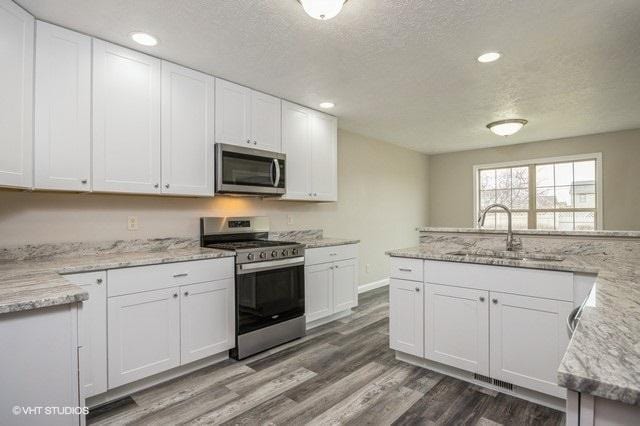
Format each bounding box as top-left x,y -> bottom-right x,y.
0,129 -> 430,286
428,129 -> 640,230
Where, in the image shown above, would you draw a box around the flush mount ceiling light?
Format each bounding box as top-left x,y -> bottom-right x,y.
477,52 -> 501,63
486,119 -> 528,136
130,32 -> 158,46
319,102 -> 335,108
298,0 -> 347,20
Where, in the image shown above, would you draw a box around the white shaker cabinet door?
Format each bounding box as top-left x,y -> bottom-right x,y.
310,111 -> 338,201
389,278 -> 424,357
215,79 -> 251,147
34,21 -> 91,191
424,283 -> 490,376
180,279 -> 235,364
66,271 -> 107,398
107,288 -> 180,388
489,292 -> 572,398
332,258 -> 358,313
0,0 -> 34,189
281,101 -> 312,200
92,40 -> 161,194
161,61 -> 214,196
305,263 -> 334,322
250,90 -> 281,152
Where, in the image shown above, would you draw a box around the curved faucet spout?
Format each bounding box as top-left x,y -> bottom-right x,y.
478,203 -> 516,251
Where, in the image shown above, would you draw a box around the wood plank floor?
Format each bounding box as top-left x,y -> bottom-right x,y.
88,286 -> 565,425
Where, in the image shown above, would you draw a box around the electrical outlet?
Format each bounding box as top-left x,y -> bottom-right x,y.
127,216 -> 139,231
365,264 -> 370,273
287,215 -> 294,225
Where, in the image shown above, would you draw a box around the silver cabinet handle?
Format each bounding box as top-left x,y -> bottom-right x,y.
165,183 -> 170,189
184,291 -> 189,296
246,139 -> 251,144
81,179 -> 88,184
479,296 -> 485,302
415,287 -> 420,292
329,253 -> 337,256
313,192 -> 318,196
492,298 -> 498,304
253,141 -> 257,145
96,278 -> 103,285
398,268 -> 412,272
154,183 -> 159,188
173,273 -> 188,278
308,192 -> 312,196
173,293 -> 178,298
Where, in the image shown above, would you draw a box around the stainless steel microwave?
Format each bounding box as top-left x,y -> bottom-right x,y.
215,143 -> 286,196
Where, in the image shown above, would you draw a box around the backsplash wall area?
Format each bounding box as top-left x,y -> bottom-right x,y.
0,129 -> 430,286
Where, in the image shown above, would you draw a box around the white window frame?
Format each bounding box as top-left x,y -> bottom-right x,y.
472,153 -> 603,230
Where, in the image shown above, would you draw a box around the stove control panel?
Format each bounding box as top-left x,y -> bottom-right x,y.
238,245 -> 305,264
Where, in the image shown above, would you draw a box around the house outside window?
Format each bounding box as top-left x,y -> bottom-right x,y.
473,153 -> 602,231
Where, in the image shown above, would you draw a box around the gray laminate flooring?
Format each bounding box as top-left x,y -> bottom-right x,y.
88,286 -> 565,425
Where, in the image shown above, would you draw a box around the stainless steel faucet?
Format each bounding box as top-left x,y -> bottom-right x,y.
478,203 -> 518,251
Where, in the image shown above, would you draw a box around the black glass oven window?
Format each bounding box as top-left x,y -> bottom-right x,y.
222,151 -> 284,188
237,265 -> 304,334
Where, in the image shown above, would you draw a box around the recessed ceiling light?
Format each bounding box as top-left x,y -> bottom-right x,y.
298,0 -> 347,20
486,119 -> 528,136
130,32 -> 158,46
319,102 -> 335,109
477,52 -> 501,63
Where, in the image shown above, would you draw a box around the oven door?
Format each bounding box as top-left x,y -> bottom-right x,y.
236,257 -> 305,335
215,143 -> 286,195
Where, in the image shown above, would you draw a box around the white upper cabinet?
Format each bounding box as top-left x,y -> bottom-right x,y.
0,0 -> 34,189
310,112 -> 338,201
281,101 -> 312,199
161,61 -> 214,196
34,21 -> 91,191
215,79 -> 282,152
215,79 -> 251,146
281,101 -> 338,201
92,40 -> 161,194
250,90 -> 281,152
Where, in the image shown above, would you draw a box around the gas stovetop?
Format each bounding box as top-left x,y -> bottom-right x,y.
200,217 -> 305,265
204,239 -> 304,265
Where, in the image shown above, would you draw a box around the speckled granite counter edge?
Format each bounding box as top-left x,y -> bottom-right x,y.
417,226 -> 640,238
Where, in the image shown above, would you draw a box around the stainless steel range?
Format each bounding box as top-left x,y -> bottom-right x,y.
200,217 -> 306,360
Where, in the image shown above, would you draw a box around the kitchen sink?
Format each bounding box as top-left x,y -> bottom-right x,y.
446,249 -> 565,262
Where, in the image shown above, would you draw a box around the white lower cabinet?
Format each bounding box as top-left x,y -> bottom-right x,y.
180,279 -> 235,364
489,292 -> 572,398
389,257 -> 586,400
304,244 -> 358,325
108,288 -> 181,388
305,263 -> 334,322
389,279 -> 424,357
425,283 -> 489,376
65,271 -> 108,398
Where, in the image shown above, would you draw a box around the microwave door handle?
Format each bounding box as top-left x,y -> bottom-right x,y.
273,159 -> 281,187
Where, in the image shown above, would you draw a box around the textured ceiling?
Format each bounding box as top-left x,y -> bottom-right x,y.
16,0 -> 640,154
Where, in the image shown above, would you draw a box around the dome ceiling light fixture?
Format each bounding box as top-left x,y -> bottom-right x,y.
130,32 -> 158,46
477,52 -> 501,63
486,119 -> 528,136
298,0 -> 348,20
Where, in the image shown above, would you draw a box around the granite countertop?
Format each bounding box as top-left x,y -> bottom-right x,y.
417,226 -> 640,239
386,229 -> 640,405
295,237 -> 360,249
0,246 -> 235,315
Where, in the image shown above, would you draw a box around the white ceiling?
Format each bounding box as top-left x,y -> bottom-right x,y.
16,0 -> 640,154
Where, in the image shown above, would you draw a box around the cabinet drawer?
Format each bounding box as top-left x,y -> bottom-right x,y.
305,244 -> 358,265
108,257 -> 234,297
426,260 -> 573,301
390,257 -> 424,282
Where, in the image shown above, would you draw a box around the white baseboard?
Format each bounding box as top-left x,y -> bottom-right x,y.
358,278 -> 389,294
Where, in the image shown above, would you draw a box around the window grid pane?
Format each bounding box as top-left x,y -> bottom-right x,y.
479,158 -> 598,231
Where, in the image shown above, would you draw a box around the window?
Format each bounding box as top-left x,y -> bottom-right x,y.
473,154 -> 602,231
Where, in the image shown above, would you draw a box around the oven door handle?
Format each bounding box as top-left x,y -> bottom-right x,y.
237,256 -> 304,275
